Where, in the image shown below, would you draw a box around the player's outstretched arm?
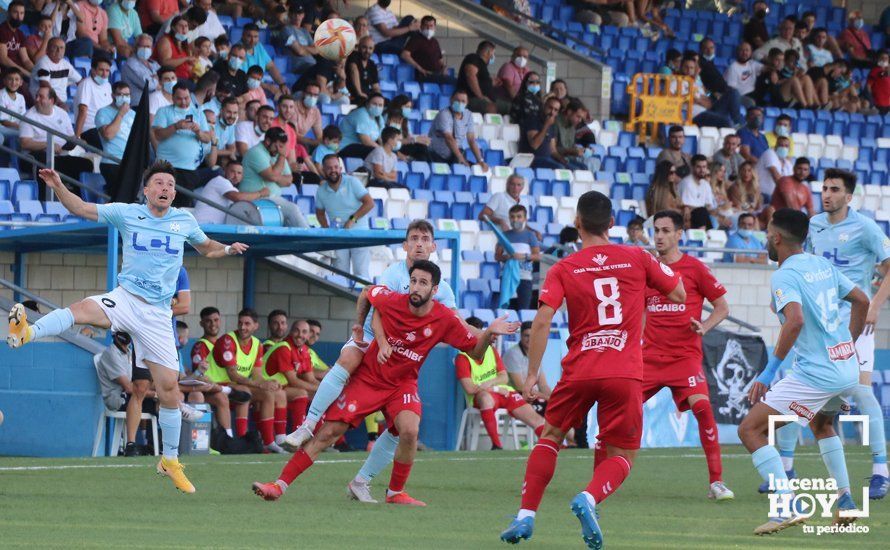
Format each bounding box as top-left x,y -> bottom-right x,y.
843,286 -> 869,343
193,239 -> 249,258
38,168 -> 98,221
522,306 -> 555,401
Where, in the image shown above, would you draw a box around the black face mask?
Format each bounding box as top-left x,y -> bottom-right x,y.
755,9 -> 767,19
379,0 -> 391,7
8,18 -> 22,28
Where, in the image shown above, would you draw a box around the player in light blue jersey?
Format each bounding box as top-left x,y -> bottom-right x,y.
7,163 -> 247,494
739,209 -> 869,536
283,219 -> 459,502
764,169 -> 890,499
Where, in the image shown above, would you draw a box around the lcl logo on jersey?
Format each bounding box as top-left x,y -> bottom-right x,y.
821,248 -> 850,266
131,233 -> 180,255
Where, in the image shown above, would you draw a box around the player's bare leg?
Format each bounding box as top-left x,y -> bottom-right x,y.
284,345 -> 365,449
385,410 -> 425,506
149,360 -> 196,494
809,411 -> 858,524
738,402 -> 804,535
252,420 -> 350,501
686,394 -> 733,501
8,298 -> 110,348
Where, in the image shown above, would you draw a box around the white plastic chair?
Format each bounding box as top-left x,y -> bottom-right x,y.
455,407 -> 535,450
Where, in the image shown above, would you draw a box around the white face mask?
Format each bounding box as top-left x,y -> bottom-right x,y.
513,56 -> 528,68
421,29 -> 435,39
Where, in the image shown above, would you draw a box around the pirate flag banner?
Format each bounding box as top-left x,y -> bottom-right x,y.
702,328 -> 768,426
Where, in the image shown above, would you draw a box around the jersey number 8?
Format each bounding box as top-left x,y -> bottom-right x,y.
593,277 -> 623,325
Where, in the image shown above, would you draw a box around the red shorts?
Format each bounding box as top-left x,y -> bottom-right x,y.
473,389 -> 526,412
323,371 -> 422,428
642,355 -> 709,412
545,377 -> 642,450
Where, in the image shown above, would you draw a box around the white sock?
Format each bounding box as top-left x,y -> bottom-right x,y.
781,456 -> 794,471
517,509 -> 536,520
386,489 -> 401,497
304,417 -> 318,430
221,386 -> 232,395
225,428 -> 233,437
582,490 -> 597,507
275,480 -> 288,492
874,463 -> 889,477
275,435 -> 286,445
353,474 -> 370,484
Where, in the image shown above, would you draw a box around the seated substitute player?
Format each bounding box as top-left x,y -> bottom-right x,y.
501,191 -> 685,549
764,169 -> 890,499
739,208 -> 868,536
7,164 -> 247,493
252,261 -> 519,505
643,210 -> 734,501
262,319 -> 319,445
457,316 -> 544,450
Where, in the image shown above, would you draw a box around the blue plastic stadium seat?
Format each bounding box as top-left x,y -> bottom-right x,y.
391,217 -> 410,230
428,200 -> 449,219
11,180 -> 37,205
610,185 -> 629,201
484,150 -> 504,167
17,199 -> 44,220
467,175 -> 487,194
427,174 -> 447,191
534,205 -> 553,225
552,180 -> 570,198
530,179 -> 551,197
413,189 -> 434,203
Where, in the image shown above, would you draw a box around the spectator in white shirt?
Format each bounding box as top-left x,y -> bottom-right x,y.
723,41 -> 762,108
479,174 -> 534,232
755,136 -> 793,197
235,104 -> 274,157
679,154 -> 717,229
0,68 -> 26,138
754,17 -> 804,63
193,0 -> 226,44
364,126 -> 403,189
148,65 -> 177,122
30,37 -> 81,105
194,161 -> 270,224
94,331 -> 134,412
74,56 -> 112,141
365,0 -> 419,55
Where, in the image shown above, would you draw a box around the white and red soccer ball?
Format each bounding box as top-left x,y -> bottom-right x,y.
314,18 -> 357,62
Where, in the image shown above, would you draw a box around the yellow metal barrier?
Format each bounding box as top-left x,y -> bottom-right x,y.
626,73 -> 695,144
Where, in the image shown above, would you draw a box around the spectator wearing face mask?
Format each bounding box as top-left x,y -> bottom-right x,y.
839,10 -> 873,69
236,104 -> 274,157
765,114 -> 795,156
74,56 -> 112,141
401,15 -> 453,85
290,82 -> 323,148
658,48 -> 682,75
155,15 -> 193,81
96,81 -> 136,192
737,107 -> 767,163
108,0 -> 142,58
497,46 -> 530,101
494,204 -> 540,311
364,126 -> 405,189
868,50 -> 890,114
723,213 -> 766,263
457,40 -> 506,114
213,43 -> 249,97
338,93 -> 385,159
754,136 -> 793,197
121,34 -> 159,104
365,0 -> 419,55
239,65 -> 267,107
148,66 -> 177,125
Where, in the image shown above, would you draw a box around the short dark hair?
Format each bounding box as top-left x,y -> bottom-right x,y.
665,48 -> 681,62
409,259 -> 441,286
267,309 -> 287,323
465,316 -> 484,329
142,160 -> 176,187
738,212 -> 756,225
277,94 -> 295,105
257,105 -> 275,116
247,64 -> 263,76
420,15 -> 436,25
322,125 -> 342,140
112,81 -> 130,94
158,65 -> 177,78
824,168 -> 857,194
176,320 -> 188,330
185,6 -> 208,24
265,126 -> 288,143
520,321 -> 533,332
306,319 -> 322,329
576,191 -> 612,235
668,125 -> 684,135
406,219 -> 434,239
200,306 -> 220,318
214,34 -> 230,48
238,308 -> 259,321
322,153 -> 340,165
627,217 -> 644,230
558,226 -> 578,244
477,40 -> 495,54
794,157 -> 810,167
653,210 -> 684,230
7,0 -> 24,9
91,56 -> 111,69
691,154 -> 708,164
776,114 -> 793,124
243,23 -> 260,33
222,97 -> 239,109
770,208 -> 809,245
381,126 -> 401,143
508,204 -> 528,216
172,82 -> 190,94
194,36 -> 210,49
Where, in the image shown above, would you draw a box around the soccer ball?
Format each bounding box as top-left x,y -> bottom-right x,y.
314,18 -> 357,62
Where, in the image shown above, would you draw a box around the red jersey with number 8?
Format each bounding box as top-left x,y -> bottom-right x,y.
539,245 -> 681,382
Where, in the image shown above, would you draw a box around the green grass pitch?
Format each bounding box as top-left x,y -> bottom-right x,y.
0,445 -> 886,549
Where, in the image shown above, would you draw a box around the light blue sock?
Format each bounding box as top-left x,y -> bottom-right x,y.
818,435 -> 850,492
307,363 -> 350,423
851,384 -> 888,468
158,407 -> 181,460
357,430 -> 400,482
30,308 -> 75,341
752,445 -> 792,494
776,422 -> 799,469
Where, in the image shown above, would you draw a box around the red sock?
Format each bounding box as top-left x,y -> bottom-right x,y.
388,460 -> 413,493
259,418 -> 274,445
278,449 -> 314,485
534,424 -> 544,437
586,455 -> 631,504
691,399 -> 723,483
288,397 -> 308,429
593,440 -> 607,469
235,417 -> 248,437
274,407 -> 287,436
480,408 -> 502,448
519,438 -> 560,511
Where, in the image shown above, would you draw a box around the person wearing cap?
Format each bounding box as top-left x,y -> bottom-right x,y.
276,5 -> 317,74
839,10 -> 873,68
240,126 -> 308,227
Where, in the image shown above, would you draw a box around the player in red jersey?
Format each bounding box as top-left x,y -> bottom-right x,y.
252,260 -> 519,505
501,191 -> 685,549
642,210 -> 734,501
263,320 -> 319,445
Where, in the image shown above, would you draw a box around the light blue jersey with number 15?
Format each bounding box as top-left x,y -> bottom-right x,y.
97,203 -> 208,307
771,253 -> 858,392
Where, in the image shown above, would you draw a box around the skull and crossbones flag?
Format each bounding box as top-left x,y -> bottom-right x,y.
701,329 -> 767,425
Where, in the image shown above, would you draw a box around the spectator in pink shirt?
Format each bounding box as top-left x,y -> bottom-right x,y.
69,0 -> 114,59
839,10 -> 873,68
497,46 -> 530,101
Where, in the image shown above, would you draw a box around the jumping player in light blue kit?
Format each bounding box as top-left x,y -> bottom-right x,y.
762,169 -> 890,500
283,219 -> 458,504
739,208 -> 869,536
7,163 -> 248,493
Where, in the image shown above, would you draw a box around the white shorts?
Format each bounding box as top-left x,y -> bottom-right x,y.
763,374 -> 855,425
856,329 -> 875,373
88,286 -> 178,372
